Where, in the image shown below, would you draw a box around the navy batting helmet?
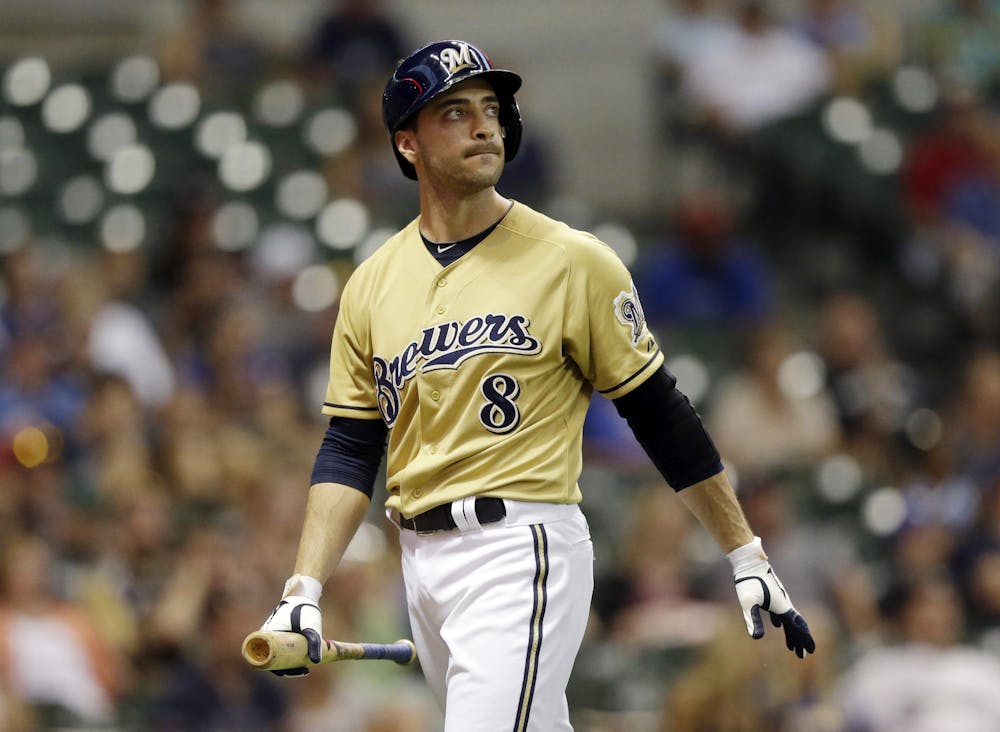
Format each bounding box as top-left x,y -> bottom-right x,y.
382,40 -> 522,180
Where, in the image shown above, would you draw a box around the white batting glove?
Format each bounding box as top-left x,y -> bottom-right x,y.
727,537 -> 816,658
260,573 -> 324,676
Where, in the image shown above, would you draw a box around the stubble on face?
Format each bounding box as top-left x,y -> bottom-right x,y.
414,80 -> 506,194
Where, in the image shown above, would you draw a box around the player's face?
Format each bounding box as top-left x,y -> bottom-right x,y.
405,79 -> 505,193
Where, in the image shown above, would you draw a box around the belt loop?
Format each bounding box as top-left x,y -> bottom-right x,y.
451,496 -> 482,532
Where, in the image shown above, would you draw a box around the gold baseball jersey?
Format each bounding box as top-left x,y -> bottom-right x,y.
322,202 -> 663,517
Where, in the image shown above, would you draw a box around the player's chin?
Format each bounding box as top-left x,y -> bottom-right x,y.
457,160 -> 503,190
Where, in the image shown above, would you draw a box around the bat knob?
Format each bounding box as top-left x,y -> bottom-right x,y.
394,639 -> 418,665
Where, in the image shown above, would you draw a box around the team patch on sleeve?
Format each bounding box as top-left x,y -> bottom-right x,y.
613,281 -> 647,346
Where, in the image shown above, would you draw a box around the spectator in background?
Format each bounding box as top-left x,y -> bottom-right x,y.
818,292 -> 920,480
911,0 -> 1000,95
592,485 -> 725,650
665,606 -> 841,732
0,534 -> 126,728
651,0 -> 735,84
953,475 -> 1000,640
62,257 -> 176,412
302,0 -> 408,95
706,322 -> 840,477
635,188 -> 773,333
156,0 -> 268,94
836,572 -> 1000,732
947,350 -> 1000,485
794,0 -> 901,93
900,87 -> 989,225
147,591 -> 288,731
681,0 -> 831,136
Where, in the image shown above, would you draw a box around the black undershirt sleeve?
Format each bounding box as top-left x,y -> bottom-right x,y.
612,365 -> 724,491
310,416 -> 389,499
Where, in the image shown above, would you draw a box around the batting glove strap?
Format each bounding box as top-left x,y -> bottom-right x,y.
727,537 -> 816,658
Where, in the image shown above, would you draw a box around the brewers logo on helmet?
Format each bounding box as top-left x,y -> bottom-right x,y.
382,40 -> 523,180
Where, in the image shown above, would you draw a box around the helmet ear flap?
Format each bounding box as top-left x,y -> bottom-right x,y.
500,98 -> 522,163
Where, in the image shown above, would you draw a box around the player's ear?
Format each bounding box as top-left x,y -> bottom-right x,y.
394,129 -> 418,166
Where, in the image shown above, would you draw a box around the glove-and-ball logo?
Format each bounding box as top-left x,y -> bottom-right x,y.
614,281 -> 649,347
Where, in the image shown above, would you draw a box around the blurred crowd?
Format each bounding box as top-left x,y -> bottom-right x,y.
3,0 -> 1000,730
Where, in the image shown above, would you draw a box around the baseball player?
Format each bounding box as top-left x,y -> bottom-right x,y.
260,39 -> 815,730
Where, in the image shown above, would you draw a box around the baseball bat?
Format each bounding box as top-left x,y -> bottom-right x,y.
242,631 -> 416,670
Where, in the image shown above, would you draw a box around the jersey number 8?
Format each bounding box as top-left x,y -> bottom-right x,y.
478,373 -> 521,434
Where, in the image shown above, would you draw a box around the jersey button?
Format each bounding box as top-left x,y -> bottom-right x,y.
436,305 -> 445,315
413,487 -> 423,498
429,446 -> 438,455
430,390 -> 440,401
437,279 -> 447,288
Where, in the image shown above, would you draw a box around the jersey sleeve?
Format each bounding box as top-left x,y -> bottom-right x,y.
562,236 -> 664,400
322,271 -> 383,420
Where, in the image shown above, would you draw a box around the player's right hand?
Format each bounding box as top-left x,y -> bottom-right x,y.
260,573 -> 324,677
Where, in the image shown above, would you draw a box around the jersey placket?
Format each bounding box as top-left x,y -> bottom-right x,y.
413,268 -> 455,495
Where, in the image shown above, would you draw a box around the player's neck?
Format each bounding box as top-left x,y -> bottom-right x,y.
418,187 -> 511,243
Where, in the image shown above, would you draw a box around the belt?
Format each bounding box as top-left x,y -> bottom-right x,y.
399,497 -> 506,533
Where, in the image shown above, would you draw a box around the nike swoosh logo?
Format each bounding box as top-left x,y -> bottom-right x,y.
437,243 -> 458,253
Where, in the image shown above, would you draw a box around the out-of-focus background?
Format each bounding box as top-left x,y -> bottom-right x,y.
2,0 -> 1000,730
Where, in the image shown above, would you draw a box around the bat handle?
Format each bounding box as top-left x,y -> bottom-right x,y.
350,639 -> 416,665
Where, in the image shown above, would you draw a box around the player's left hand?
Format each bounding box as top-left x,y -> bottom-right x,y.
727,537 -> 816,658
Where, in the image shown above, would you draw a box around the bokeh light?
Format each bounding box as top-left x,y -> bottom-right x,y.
87,112 -> 138,161
276,170 -> 328,220
778,351 -> 826,399
304,108 -> 357,156
863,486 -> 907,537
41,83 -> 91,133
105,143 -> 156,194
858,128 -> 903,175
0,116 -> 25,151
253,79 -> 305,127
292,264 -> 340,312
316,198 -> 369,250
665,354 -> 709,405
218,140 -> 271,191
212,201 -> 259,252
59,175 -> 105,224
0,206 -> 31,254
149,82 -> 201,129
100,204 -> 146,252
592,222 -> 638,266
196,111 -> 247,159
816,453 -> 863,504
13,425 -> 49,468
110,55 -> 160,103
3,57 -> 51,106
822,96 -> 872,144
893,65 -> 938,113
905,408 -> 943,451
0,147 -> 38,196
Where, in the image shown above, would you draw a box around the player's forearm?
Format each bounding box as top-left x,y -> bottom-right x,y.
291,482 -> 370,584
677,471 -> 754,553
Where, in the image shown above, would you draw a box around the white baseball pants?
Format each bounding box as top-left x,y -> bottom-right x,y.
397,500 -> 594,731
